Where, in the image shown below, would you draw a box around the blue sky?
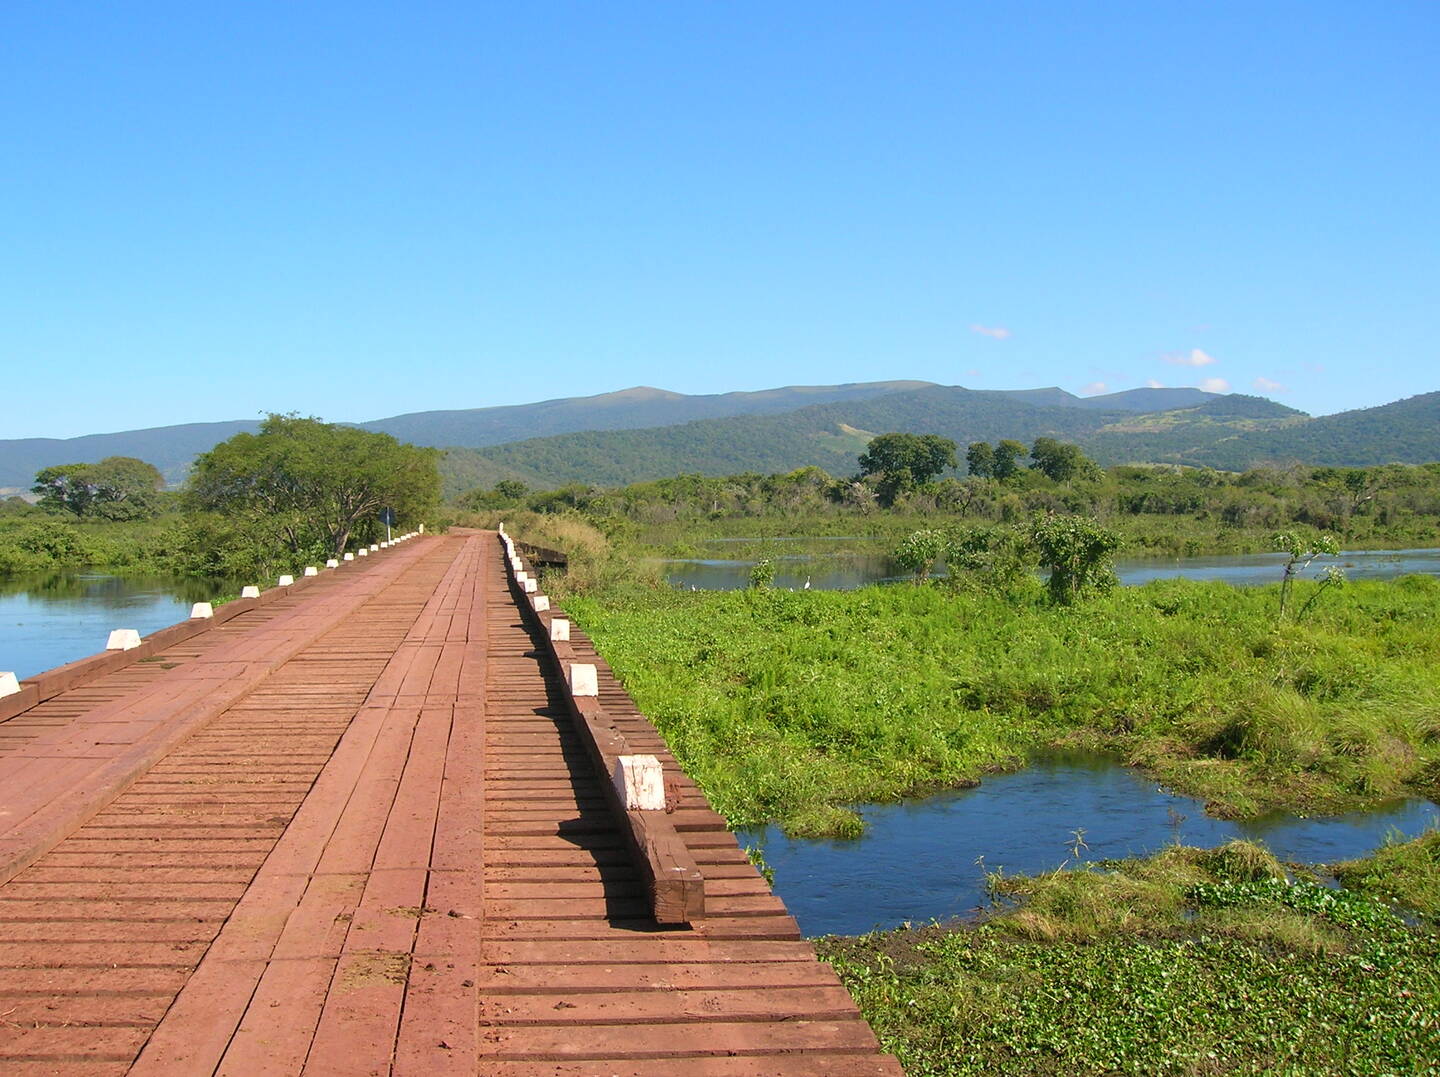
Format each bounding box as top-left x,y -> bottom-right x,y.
3,2 -> 1436,438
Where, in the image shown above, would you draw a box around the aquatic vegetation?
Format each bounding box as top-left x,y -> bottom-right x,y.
564,578 -> 1440,836
818,843 -> 1440,1075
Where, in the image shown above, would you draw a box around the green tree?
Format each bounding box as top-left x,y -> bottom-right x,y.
892,528 -> 947,583
32,456 -> 165,520
966,441 -> 996,479
187,415 -> 440,559
857,433 -> 959,486
1031,513 -> 1120,604
1029,438 -> 1098,483
32,464 -> 94,515
993,439 -> 1028,481
1273,531 -> 1341,622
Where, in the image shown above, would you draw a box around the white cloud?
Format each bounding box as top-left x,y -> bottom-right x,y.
1162,348 -> 1217,368
1145,379 -> 1166,389
969,324 -> 1012,340
1080,381 -> 1108,396
964,368 -> 981,377
1197,377 -> 1231,393
1253,376 -> 1286,394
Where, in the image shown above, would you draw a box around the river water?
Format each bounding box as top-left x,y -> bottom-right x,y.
661,546 -> 1440,591
739,751 -> 1440,937
0,571 -> 231,680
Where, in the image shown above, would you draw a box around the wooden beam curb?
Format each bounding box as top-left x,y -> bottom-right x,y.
501,537 -> 705,925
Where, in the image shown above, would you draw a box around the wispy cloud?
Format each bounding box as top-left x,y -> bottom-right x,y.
1198,377 -> 1231,393
1145,379 -> 1166,389
1162,348 -> 1217,368
969,324 -> 1012,340
964,368 -> 981,377
1253,376 -> 1286,394
1080,381 -> 1108,396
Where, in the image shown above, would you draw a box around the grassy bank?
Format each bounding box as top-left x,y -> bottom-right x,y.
637,511 -> 1440,563
817,838 -> 1440,1075
562,576 -> 1440,837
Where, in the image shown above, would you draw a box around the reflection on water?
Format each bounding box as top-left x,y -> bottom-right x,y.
660,546 -> 1440,592
0,571 -> 232,680
739,752 -> 1440,937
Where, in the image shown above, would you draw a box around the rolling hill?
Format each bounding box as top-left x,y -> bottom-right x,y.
360,381 -> 935,447
5,381 -> 1435,498
0,381 -> 931,490
436,386 -> 1307,492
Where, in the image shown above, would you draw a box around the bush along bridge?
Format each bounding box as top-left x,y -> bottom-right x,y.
0,528 -> 901,1076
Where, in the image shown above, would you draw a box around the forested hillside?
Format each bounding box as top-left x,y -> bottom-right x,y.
438,386 -> 1305,491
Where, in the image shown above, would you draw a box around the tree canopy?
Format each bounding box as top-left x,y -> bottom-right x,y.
32,456 -> 165,520
1029,437 -> 1099,483
187,415 -> 440,558
857,433 -> 958,485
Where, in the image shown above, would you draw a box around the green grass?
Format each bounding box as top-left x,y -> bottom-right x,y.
817,842 -> 1440,1075
561,576 -> 1440,836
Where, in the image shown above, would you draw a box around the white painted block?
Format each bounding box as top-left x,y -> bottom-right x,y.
303,566 -> 319,577
523,578 -> 537,594
107,629 -> 142,651
0,672 -> 20,698
278,574 -> 295,587
241,585 -> 261,599
190,602 -> 214,619
532,595 -> 550,612
419,524 -> 425,533
325,558 -> 339,569
343,553 -> 354,561
568,662 -> 598,697
612,754 -> 665,810
550,618 -> 571,642
370,544 -> 379,552
515,570 -> 528,584
357,548 -> 368,557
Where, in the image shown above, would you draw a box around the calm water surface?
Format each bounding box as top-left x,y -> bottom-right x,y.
0,571 -> 230,680
661,546 -> 1440,591
739,752 -> 1440,937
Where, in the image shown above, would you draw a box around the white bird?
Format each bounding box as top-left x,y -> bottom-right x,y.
803,577 -> 811,590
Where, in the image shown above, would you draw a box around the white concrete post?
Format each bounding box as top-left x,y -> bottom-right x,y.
325,558 -> 339,569
568,662 -> 598,697
612,754 -> 665,810
532,595 -> 550,612
515,571 -> 528,585
106,629 -> 142,651
357,548 -> 368,557
549,618 -> 571,642
419,524 -> 425,533
343,552 -> 355,561
0,672 -> 20,698
523,578 -> 537,594
303,566 -> 319,577
370,544 -> 379,552
278,574 -> 295,587
241,585 -> 261,599
190,602 -> 214,619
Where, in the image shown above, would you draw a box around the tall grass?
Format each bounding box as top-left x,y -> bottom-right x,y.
565,576 -> 1440,836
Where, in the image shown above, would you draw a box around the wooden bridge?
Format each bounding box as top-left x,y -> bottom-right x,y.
0,531 -> 901,1076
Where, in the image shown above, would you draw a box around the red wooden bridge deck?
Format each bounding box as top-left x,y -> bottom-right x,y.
0,532 -> 902,1076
